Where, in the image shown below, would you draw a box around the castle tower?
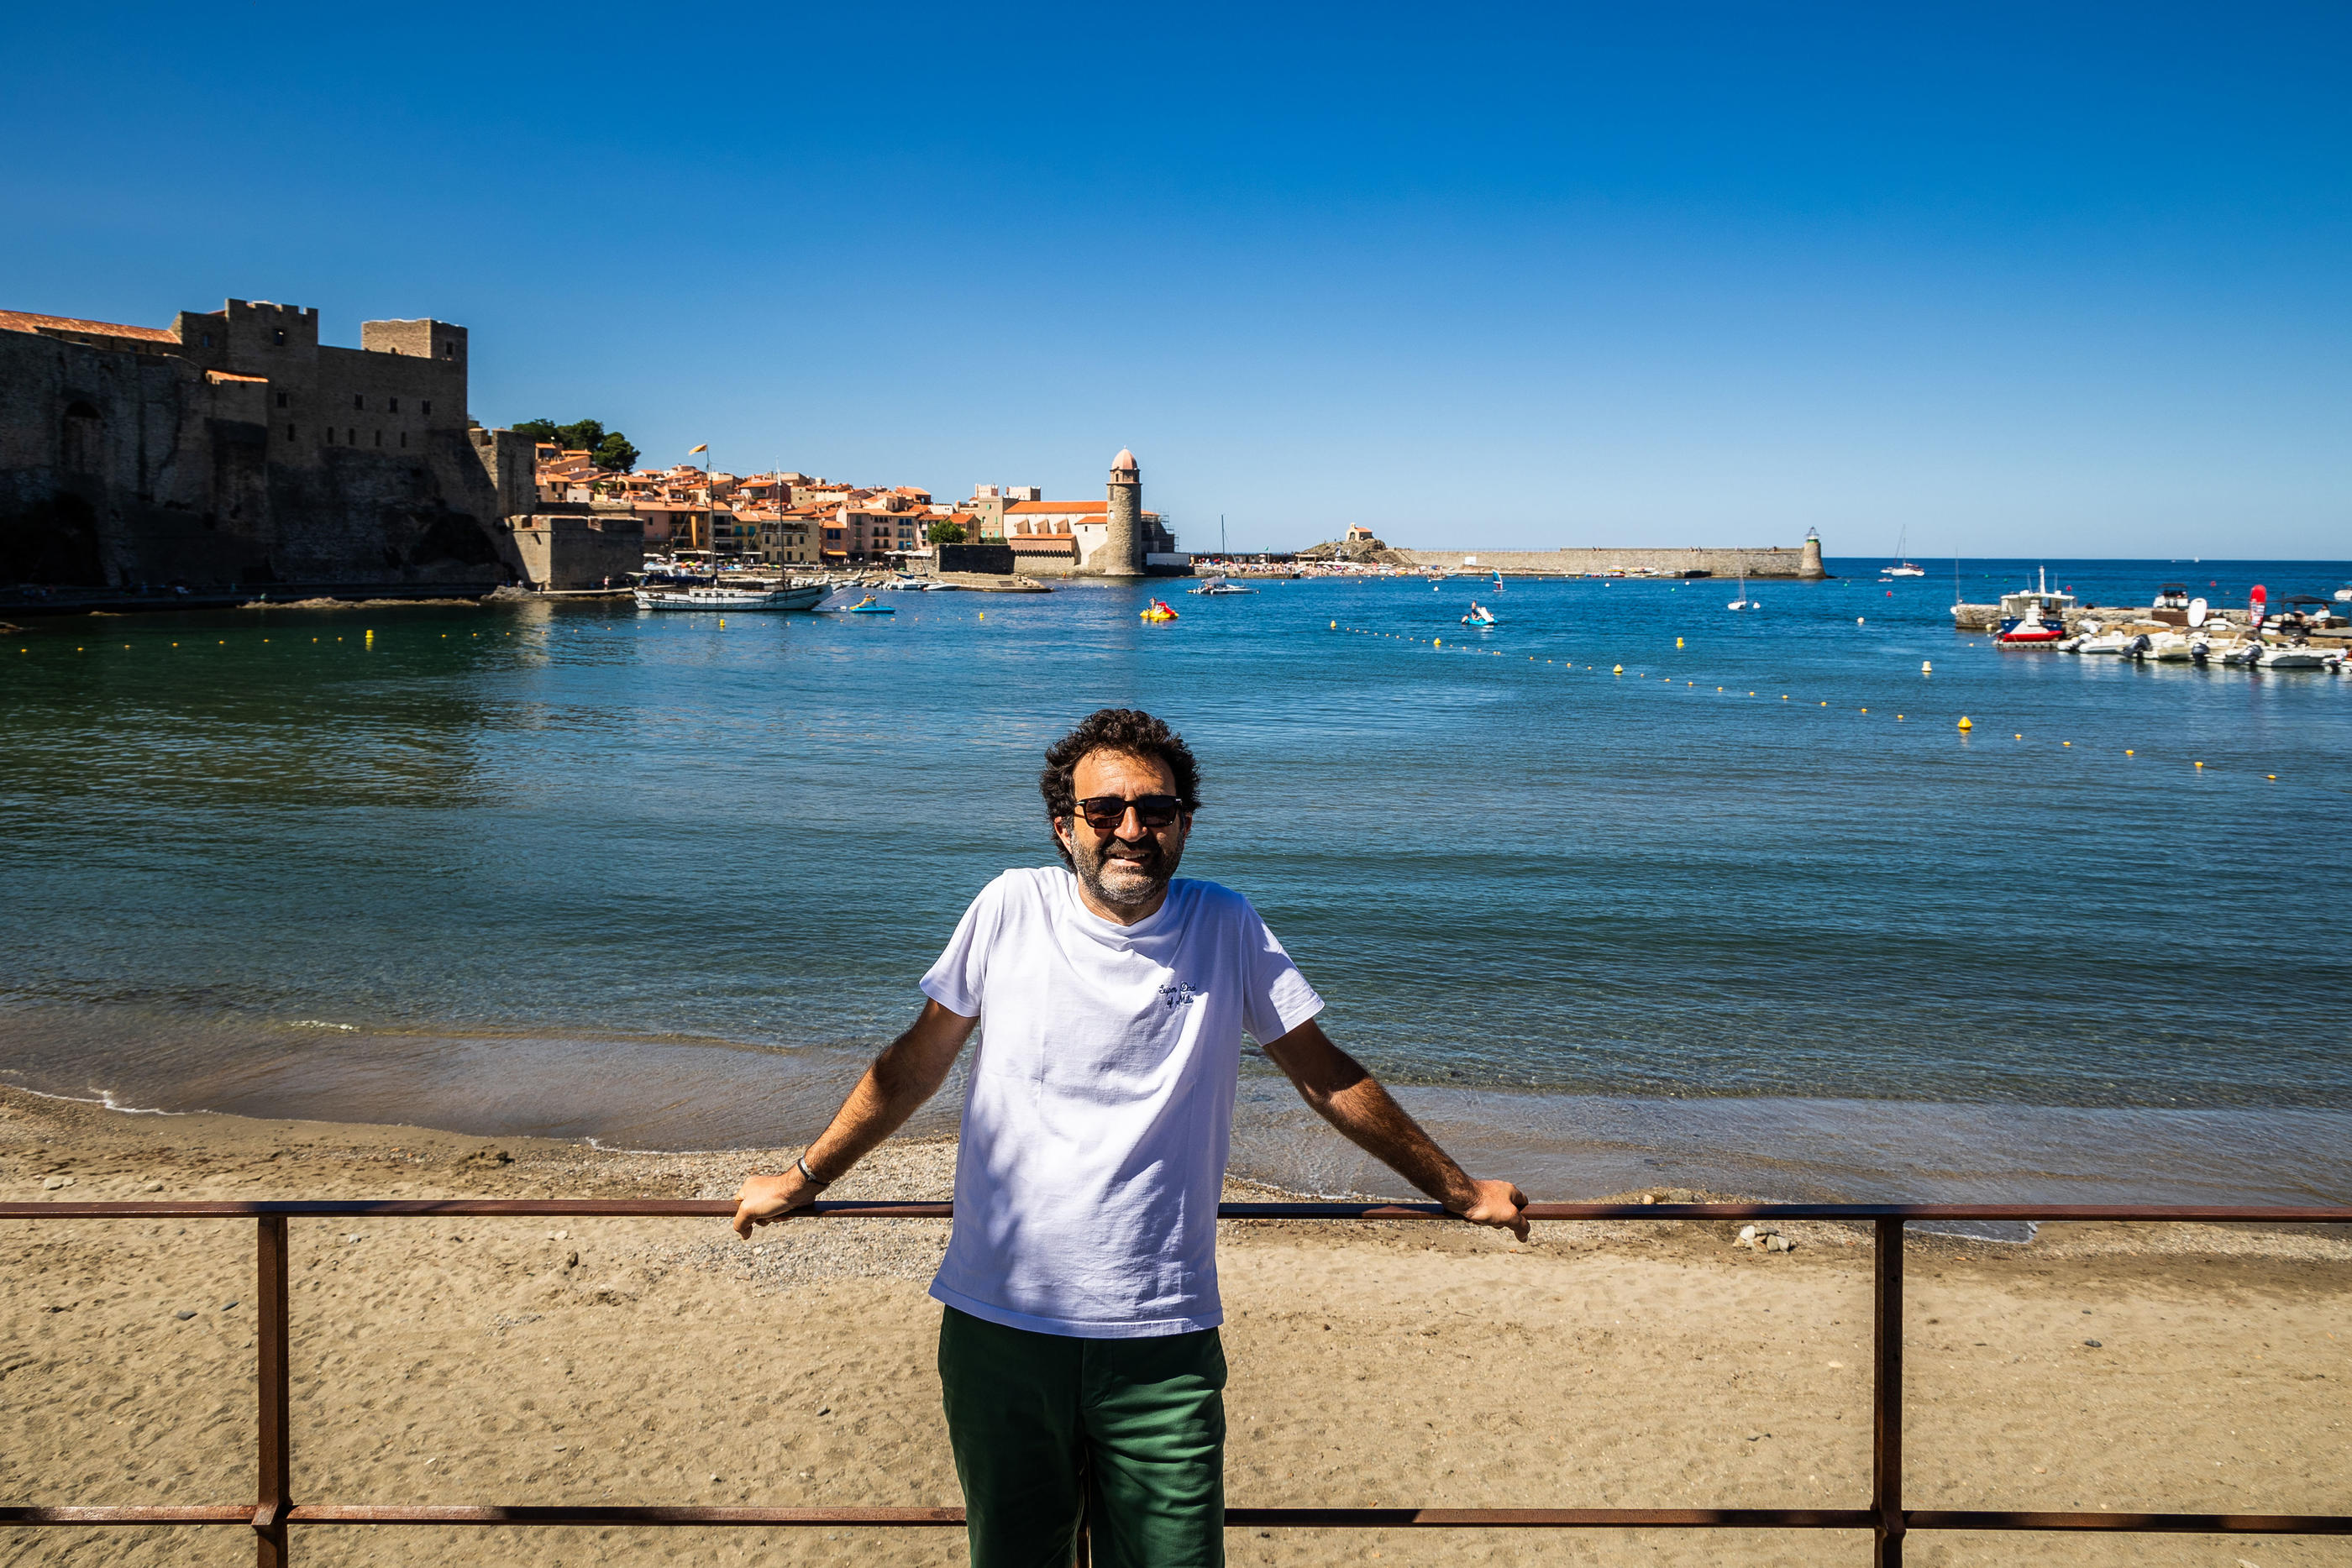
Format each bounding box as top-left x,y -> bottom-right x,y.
1096,448 -> 1144,578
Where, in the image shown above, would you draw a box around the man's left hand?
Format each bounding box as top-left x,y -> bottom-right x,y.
730,1171 -> 818,1239
1450,1178 -> 1531,1241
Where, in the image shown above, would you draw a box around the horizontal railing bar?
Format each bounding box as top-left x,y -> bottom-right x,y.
4,1199 -> 2349,1223
0,1506 -> 256,1524
10,1504 -> 2342,1533
1906,1510 -> 2352,1534
0,1504 -> 253,1523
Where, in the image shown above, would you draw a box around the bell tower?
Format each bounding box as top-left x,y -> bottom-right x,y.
1095,448 -> 1144,578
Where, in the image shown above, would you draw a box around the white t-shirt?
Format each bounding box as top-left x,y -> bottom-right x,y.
919,867 -> 1325,1338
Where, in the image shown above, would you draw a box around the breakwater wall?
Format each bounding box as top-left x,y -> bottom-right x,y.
1396,543 -> 1824,579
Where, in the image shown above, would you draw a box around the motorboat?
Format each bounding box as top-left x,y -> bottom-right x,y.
920,579 -> 963,590
1141,599 -> 1179,622
1189,577 -> 1256,595
2147,632 -> 2199,663
2075,631 -> 2131,655
635,579 -> 826,611
881,575 -> 927,591
2218,642 -> 2265,667
2154,583 -> 2191,611
1994,567 -> 2074,643
844,595 -> 895,615
2281,595 -> 2343,632
2258,646 -> 2329,670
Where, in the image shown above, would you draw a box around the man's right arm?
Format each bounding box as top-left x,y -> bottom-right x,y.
729,998 -> 977,1239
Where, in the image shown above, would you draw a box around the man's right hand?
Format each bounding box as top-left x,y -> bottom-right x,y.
1449,1177 -> 1532,1242
730,1171 -> 818,1240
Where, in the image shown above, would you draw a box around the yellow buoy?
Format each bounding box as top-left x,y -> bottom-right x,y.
1957,716 -> 1972,730
2267,774 -> 2276,780
1921,660 -> 1932,674
2062,741 -> 2071,747
1330,620 -> 1336,629
1435,637 -> 1442,648
1675,637 -> 1683,648
1612,663 -> 1622,674
2193,760 -> 2202,768
978,612 -> 984,620
2125,749 -> 2134,756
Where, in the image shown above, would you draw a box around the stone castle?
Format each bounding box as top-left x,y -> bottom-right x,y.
0,299 -> 538,593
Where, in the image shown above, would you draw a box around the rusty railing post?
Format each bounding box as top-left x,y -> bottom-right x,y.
1872,1216 -> 1904,1566
255,1214 -> 291,1567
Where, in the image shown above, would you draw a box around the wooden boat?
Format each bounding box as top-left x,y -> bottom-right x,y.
634,580 -> 825,611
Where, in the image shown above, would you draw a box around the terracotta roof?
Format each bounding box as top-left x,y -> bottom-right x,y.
205,370 -> 270,384
1005,500 -> 1106,514
0,309 -> 177,343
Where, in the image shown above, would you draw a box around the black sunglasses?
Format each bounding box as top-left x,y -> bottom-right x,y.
1074,794 -> 1185,831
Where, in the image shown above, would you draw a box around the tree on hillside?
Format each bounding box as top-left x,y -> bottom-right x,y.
512,418 -> 638,472
927,520 -> 969,545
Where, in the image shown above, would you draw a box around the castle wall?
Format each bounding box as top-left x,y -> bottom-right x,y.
0,308 -> 517,592
507,514 -> 643,590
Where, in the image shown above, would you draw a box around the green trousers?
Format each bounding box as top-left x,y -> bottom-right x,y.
937,1305 -> 1227,1568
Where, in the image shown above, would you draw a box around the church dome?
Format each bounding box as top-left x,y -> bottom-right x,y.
1111,448 -> 1137,470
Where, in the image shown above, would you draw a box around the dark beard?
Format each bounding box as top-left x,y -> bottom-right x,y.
1072,831 -> 1179,910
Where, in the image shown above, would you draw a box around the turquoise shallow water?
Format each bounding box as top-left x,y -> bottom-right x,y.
3,559 -> 2349,1205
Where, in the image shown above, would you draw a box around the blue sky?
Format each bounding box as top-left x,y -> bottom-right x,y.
7,3 -> 2345,557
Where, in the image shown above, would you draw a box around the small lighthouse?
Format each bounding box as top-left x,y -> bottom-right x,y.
1096,448 -> 1144,578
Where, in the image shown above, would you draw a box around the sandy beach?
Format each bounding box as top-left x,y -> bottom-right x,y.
3,1084 -> 2347,1566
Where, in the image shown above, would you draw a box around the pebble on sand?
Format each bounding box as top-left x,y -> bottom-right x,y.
174,1309 -> 196,1320
42,1176 -> 73,1190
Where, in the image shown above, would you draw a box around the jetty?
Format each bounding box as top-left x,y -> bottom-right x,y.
1396,543 -> 1825,579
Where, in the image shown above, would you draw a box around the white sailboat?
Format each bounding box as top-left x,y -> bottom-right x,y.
1884,527 -> 1925,577
1725,571 -> 1757,611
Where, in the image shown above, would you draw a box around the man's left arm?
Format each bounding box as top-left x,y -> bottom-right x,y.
1259,1018 -> 1530,1240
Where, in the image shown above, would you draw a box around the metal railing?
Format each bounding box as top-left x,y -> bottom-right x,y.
3,1198 -> 2348,1565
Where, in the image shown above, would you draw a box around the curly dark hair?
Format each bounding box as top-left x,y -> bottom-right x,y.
1040,708 -> 1202,866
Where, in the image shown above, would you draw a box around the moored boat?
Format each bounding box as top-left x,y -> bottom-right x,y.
1994,567 -> 2074,644
634,580 -> 826,611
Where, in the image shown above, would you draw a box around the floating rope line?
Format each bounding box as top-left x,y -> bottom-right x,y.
1322,621 -> 2324,785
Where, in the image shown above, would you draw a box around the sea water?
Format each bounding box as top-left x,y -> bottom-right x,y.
3,559 -> 2348,1208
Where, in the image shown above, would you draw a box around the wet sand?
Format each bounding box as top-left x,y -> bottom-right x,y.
3,1086 -> 2348,1566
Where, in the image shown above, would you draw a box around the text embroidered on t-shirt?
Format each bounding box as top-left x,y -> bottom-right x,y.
1158,981 -> 1202,1010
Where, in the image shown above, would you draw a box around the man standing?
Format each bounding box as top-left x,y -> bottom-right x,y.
732,707 -> 1528,1566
